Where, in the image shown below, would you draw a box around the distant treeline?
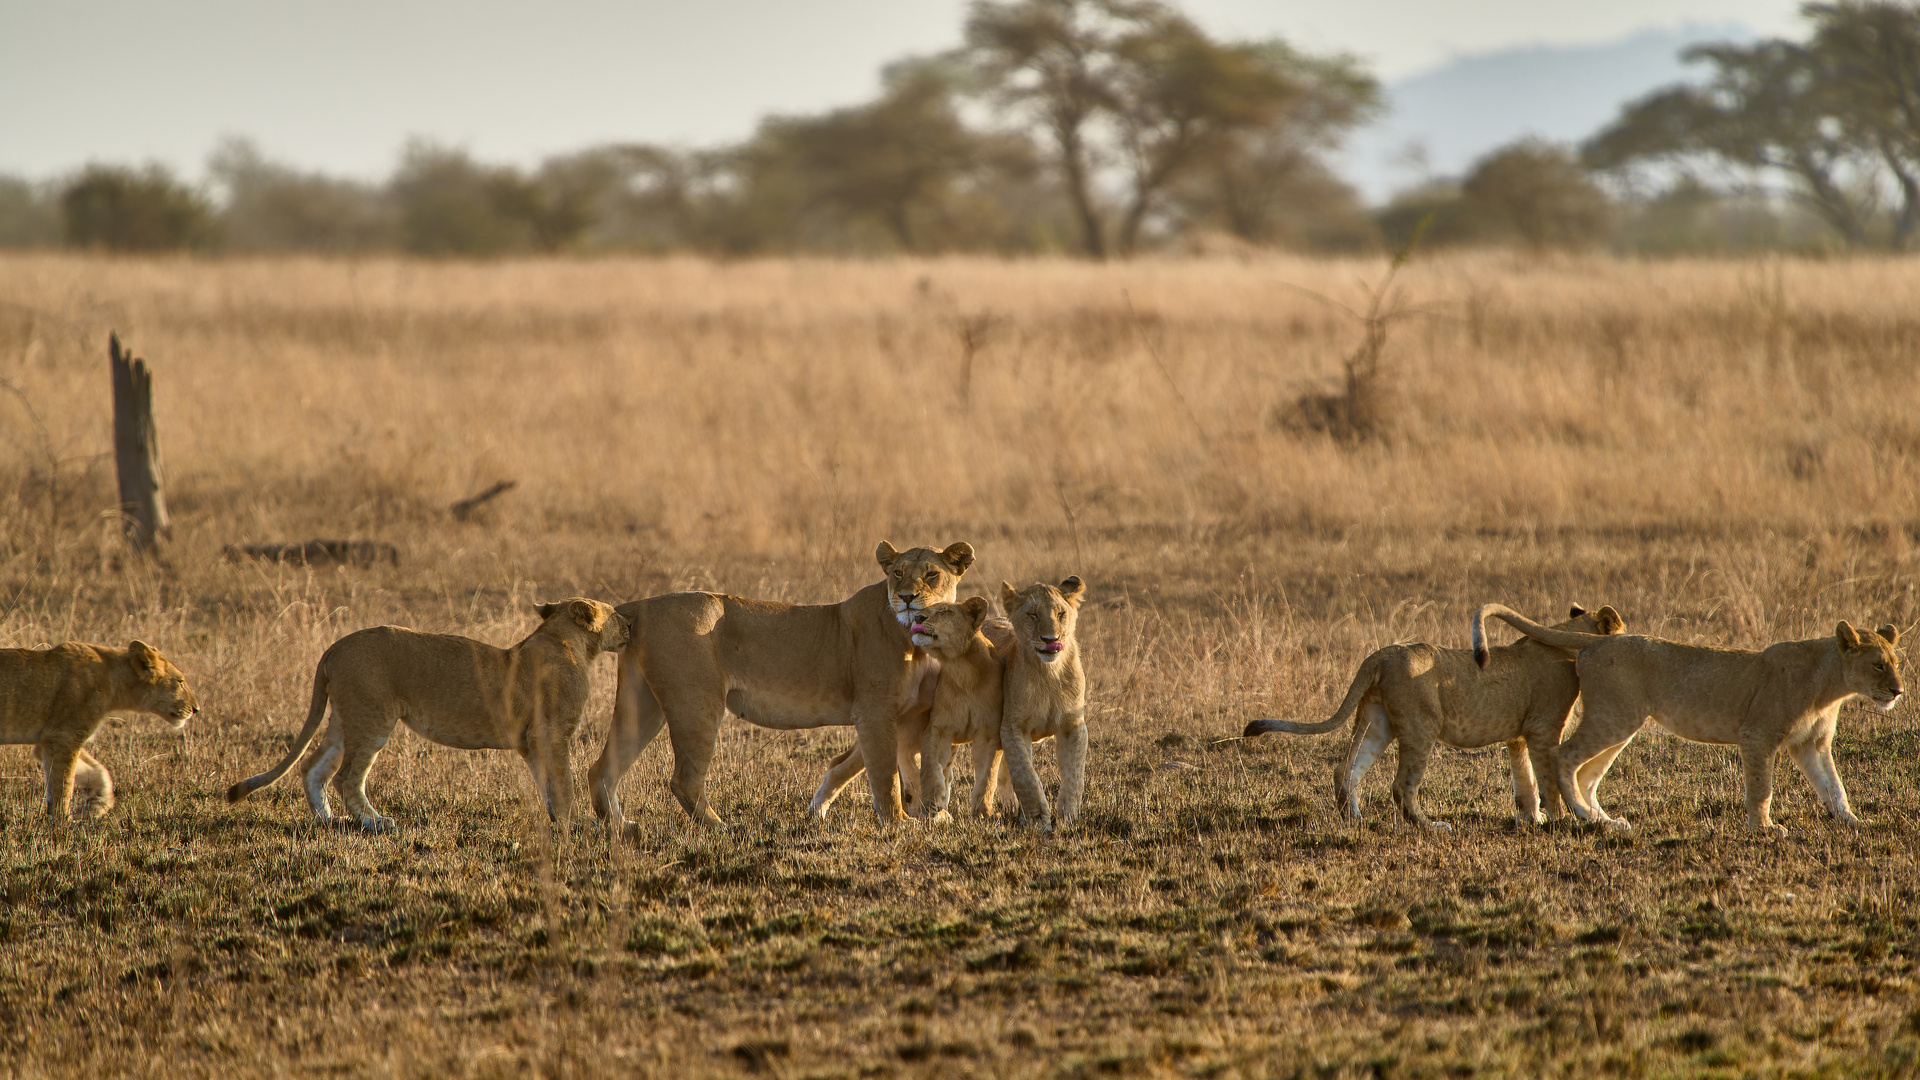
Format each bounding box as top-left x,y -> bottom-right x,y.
3,0 -> 1916,258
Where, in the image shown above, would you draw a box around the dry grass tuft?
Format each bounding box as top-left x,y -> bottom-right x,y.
2,251 -> 1919,1077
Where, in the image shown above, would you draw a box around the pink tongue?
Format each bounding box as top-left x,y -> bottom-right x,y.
911,623 -> 929,634
1041,642 -> 1064,654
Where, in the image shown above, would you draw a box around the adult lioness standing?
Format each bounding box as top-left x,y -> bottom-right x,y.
1474,605 -> 1904,835
588,541 -> 974,830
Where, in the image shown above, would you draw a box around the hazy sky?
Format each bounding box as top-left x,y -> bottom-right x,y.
1,0 -> 1803,182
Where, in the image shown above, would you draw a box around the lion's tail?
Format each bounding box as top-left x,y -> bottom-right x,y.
1243,651 -> 1383,738
225,662 -> 331,803
1472,603 -> 1609,668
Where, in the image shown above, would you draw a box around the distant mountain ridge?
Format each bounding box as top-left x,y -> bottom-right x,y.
1337,23 -> 1757,205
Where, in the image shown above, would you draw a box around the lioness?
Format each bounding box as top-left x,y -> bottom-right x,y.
587,541 -> 974,830
1474,604 -> 1904,835
806,599 -> 1017,822
227,599 -> 630,831
1244,604 -> 1626,829
1000,577 -> 1089,833
1,640 -> 199,821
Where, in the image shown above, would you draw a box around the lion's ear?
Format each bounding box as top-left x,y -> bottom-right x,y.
1877,624 -> 1900,646
1596,606 -> 1625,634
535,602 -> 558,620
127,640 -> 160,674
962,595 -> 990,630
1000,581 -> 1021,613
1058,576 -> 1086,605
876,541 -> 900,570
942,542 -> 976,575
1568,604 -> 1587,618
1838,621 -> 1863,649
569,600 -> 607,633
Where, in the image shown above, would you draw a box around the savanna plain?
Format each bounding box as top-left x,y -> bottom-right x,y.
2,251 -> 1919,1079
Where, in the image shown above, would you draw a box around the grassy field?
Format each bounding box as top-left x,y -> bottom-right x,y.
1,251 -> 1918,1078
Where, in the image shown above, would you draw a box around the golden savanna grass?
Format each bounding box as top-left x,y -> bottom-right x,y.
1,251 -> 1918,1078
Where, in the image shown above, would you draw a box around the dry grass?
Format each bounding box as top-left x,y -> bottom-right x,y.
1,250 -> 1918,1078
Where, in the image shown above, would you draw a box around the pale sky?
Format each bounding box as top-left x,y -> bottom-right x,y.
0,0 -> 1803,182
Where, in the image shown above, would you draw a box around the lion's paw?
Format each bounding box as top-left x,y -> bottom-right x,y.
360,816 -> 398,834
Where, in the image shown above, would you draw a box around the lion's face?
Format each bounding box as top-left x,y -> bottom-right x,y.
908,597 -> 990,656
877,541 -> 975,628
1838,621 -> 1903,712
1001,577 -> 1086,664
129,641 -> 199,730
535,598 -> 631,655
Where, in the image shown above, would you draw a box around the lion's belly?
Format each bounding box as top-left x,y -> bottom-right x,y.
725,686 -> 853,730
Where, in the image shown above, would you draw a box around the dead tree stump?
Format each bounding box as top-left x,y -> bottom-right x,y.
109,334 -> 168,551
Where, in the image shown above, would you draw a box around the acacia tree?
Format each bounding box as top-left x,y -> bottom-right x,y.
964,0 -> 1374,257
1463,140 -> 1611,251
1174,41 -> 1381,247
1585,3 -> 1920,250
964,0 -> 1138,257
748,59 -> 1029,252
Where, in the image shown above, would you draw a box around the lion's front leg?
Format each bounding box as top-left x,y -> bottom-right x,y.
852,704 -> 907,826
1054,720 -> 1089,829
919,726 -> 957,822
1001,725 -> 1052,832
1788,731 -> 1859,826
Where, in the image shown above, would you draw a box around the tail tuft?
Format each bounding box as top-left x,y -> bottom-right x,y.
1243,719 -> 1277,738
1474,644 -> 1490,668
226,780 -> 252,803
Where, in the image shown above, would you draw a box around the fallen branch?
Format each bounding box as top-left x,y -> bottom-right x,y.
452,480 -> 517,521
223,540 -> 399,568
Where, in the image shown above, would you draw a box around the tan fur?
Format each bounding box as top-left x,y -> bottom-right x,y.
587,541 -> 974,830
0,640 -> 198,821
813,599 -> 1017,822
1246,605 -> 1626,828
999,577 -> 1089,833
1478,604 -> 1905,835
226,599 -> 629,831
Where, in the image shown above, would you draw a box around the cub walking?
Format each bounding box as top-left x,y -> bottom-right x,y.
1000,577 -> 1089,833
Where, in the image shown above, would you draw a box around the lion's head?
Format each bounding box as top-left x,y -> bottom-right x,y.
909,597 -> 990,658
127,641 -> 199,730
877,541 -> 975,627
1559,604 -> 1626,637
1837,621 -> 1903,712
1001,577 -> 1086,664
534,598 -> 632,655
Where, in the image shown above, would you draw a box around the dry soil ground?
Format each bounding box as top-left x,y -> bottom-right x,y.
1,253 -> 1917,1078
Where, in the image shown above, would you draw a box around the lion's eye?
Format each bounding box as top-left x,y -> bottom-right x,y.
1877,662 -> 1889,672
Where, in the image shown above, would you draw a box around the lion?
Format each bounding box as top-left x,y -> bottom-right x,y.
1244,604 -> 1626,829
226,599 -> 630,831
807,598 -> 1017,822
587,541 -> 974,830
999,577 -> 1089,833
0,640 -> 199,822
1474,604 -> 1904,835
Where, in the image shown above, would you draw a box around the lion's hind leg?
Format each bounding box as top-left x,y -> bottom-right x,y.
37,741 -> 83,824
659,690 -> 728,827
589,659 -> 667,833
71,749 -> 115,820
1334,699 -> 1393,823
1506,739 -> 1541,826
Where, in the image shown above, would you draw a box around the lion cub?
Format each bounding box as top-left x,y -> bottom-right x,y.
1245,604 -> 1625,829
1,640 -> 199,822
1476,605 -> 1903,835
907,597 -> 1016,821
227,599 -> 629,832
1000,577 -> 1089,833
